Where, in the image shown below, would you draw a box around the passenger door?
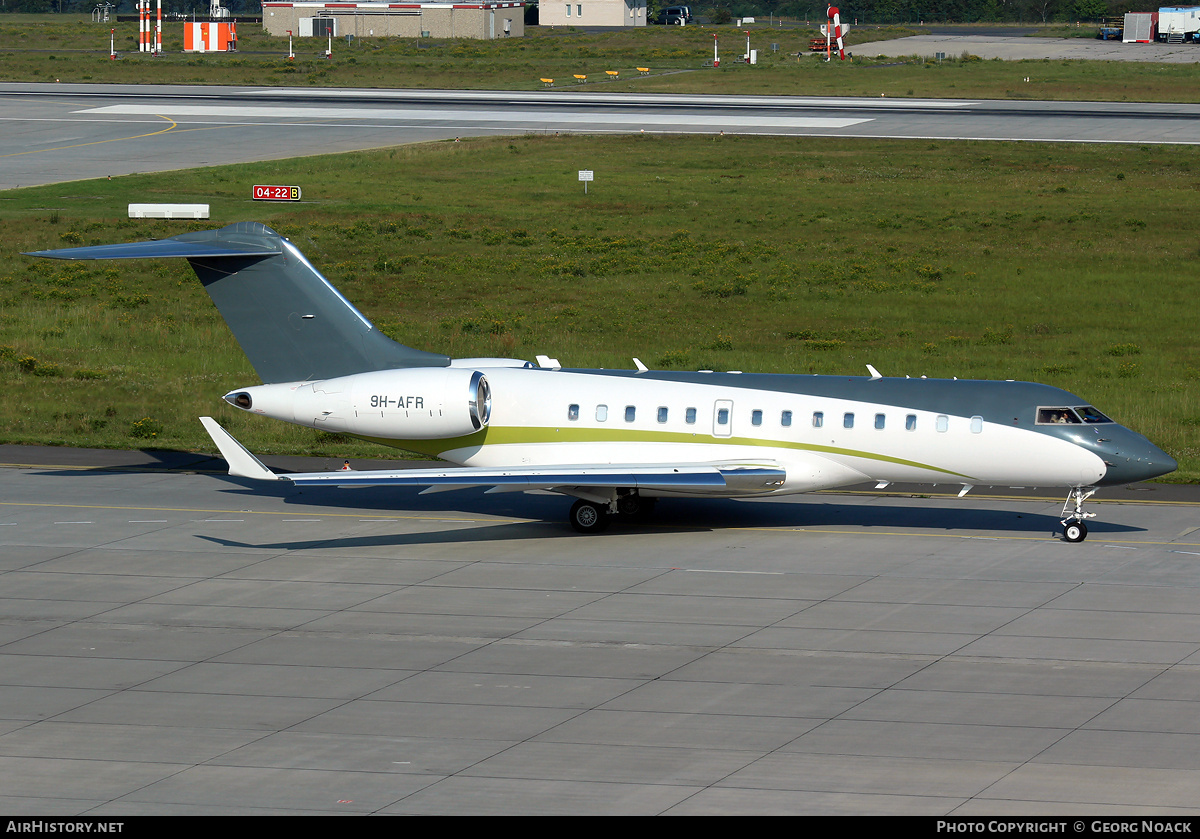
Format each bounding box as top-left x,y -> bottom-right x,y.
713,399 -> 733,437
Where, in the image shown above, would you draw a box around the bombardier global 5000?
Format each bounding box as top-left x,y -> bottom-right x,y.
29,222 -> 1177,540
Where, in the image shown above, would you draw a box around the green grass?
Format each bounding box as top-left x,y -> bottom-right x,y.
1,133 -> 1199,481
5,15 -> 1200,101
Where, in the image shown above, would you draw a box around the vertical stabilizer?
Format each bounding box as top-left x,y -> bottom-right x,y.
26,222 -> 450,383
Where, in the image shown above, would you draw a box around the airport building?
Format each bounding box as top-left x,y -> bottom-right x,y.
261,1 -> 526,40
538,0 -> 647,27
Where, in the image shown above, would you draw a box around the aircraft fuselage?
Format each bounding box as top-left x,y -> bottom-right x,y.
224,364 -> 1174,496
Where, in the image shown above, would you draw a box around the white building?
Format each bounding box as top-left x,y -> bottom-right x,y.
538,0 -> 646,27
262,2 -> 525,40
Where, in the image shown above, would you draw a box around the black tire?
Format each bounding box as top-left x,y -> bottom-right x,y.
1063,520 -> 1088,543
569,500 -> 609,533
616,493 -> 656,519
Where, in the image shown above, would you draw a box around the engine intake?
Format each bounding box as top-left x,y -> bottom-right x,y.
468,370 -> 491,431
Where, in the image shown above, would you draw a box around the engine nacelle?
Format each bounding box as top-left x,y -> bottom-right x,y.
224,367 -> 492,440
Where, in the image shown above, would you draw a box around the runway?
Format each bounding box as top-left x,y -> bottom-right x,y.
1,447 -> 1199,814
5,81 -> 1200,189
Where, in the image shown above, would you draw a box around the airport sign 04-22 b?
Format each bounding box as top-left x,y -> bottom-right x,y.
253,185 -> 302,201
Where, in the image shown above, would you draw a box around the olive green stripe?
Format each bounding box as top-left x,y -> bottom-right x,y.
357,426 -> 976,480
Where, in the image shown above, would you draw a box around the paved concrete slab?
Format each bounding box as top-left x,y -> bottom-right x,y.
855,34 -> 1200,63
1,453 -> 1199,814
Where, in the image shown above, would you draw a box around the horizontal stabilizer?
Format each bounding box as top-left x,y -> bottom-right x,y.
24,239 -> 281,261
200,417 -> 282,482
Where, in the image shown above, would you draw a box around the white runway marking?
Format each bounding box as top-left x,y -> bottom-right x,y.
78,104 -> 872,130
250,88 -> 979,108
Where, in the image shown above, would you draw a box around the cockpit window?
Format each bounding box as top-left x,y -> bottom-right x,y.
1037,407 -> 1082,425
1075,405 -> 1113,424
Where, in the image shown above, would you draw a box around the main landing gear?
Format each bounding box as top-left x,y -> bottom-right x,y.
1060,487 -> 1097,543
569,499 -> 609,533
568,492 -> 657,534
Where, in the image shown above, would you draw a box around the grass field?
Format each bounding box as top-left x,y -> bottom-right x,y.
6,15 -> 1200,101
2,14 -> 1198,479
1,133 -> 1198,481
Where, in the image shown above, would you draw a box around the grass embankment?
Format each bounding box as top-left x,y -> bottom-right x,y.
4,15 -> 1200,100
1,134 -> 1197,479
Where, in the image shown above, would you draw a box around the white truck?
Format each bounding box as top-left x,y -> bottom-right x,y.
1158,6 -> 1200,42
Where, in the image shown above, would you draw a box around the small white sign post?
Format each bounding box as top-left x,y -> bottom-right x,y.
579,169 -> 594,194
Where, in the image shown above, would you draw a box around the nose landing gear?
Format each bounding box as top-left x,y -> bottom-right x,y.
1061,487 -> 1097,543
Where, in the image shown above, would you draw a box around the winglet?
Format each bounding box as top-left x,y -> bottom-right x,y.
199,417 -> 282,481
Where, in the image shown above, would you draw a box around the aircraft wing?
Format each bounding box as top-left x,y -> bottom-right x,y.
285,463 -> 785,495
200,417 -> 785,495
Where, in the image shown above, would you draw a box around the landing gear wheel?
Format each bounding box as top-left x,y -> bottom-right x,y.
616,494 -> 656,520
1060,487 -> 1097,544
1063,519 -> 1088,543
569,499 -> 610,534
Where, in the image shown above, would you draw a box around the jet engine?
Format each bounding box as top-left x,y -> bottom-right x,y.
224,367 -> 492,440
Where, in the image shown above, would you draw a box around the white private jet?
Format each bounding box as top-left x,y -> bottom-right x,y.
29,222 -> 1177,540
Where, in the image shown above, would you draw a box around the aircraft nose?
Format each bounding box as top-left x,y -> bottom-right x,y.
1097,432 -> 1177,485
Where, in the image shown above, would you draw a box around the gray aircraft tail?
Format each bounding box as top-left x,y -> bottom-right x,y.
25,221 -> 450,384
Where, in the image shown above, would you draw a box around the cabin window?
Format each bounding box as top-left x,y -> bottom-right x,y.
906,414 -> 917,431
596,404 -> 608,422
970,415 -> 984,434
625,406 -> 636,422
567,404 -> 579,421
812,411 -> 824,428
1037,407 -> 1082,425
657,406 -> 668,423
874,413 -> 886,430
781,410 -> 792,427
936,414 -> 949,433
686,407 -> 697,424
751,410 -> 763,427
844,412 -> 855,429
717,408 -> 730,425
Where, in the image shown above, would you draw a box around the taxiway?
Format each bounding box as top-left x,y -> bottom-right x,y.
1,449 -> 1198,814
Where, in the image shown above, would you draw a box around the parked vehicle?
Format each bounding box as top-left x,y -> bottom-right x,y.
656,5 -> 692,24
